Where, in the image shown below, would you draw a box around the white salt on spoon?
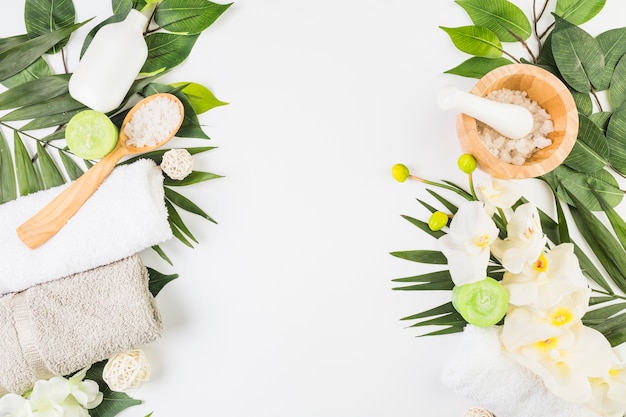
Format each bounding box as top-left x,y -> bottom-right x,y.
437,85 -> 534,140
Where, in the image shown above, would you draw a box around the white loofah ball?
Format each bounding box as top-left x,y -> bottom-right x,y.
102,349 -> 151,392
463,408 -> 495,417
160,148 -> 193,180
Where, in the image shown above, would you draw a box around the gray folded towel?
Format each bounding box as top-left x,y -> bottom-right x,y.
0,254 -> 163,395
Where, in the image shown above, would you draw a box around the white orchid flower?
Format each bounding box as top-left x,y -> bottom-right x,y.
491,202 -> 546,274
587,348 -> 626,417
0,393 -> 32,417
438,201 -> 499,286
67,367 -> 103,410
476,177 -> 522,215
502,243 -> 590,310
501,307 -> 612,404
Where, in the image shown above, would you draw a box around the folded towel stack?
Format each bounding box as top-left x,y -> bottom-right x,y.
0,158 -> 172,295
0,254 -> 162,395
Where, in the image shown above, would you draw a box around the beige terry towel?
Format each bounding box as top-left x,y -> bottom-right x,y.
0,254 -> 163,395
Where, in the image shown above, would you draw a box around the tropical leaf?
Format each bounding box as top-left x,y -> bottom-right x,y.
606,104 -> 626,174
571,90 -> 593,115
440,26 -> 502,58
165,199 -> 198,245
0,73 -> 70,110
0,130 -> 16,203
392,270 -> 454,291
164,186 -> 216,223
13,132 -> 42,196
164,171 -> 222,186
147,267 -> 178,297
551,15 -> 604,93
401,213 -> 445,239
36,142 -> 66,189
444,56 -> 512,79
588,311 -> 626,347
0,34 -> 29,54
0,93 -> 84,122
541,164 -> 622,211
20,108 -> 84,131
562,113 -> 609,172
155,0 -> 232,35
608,55 -> 626,109
591,188 -> 626,251
596,27 -> 626,90
123,145 -> 216,165
588,111 -> 611,133
140,33 -> 199,75
455,0 -> 532,42
24,0 -> 76,54
1,57 -> 53,89
399,302 -> 466,336
555,0 -> 606,25
58,149 -> 84,181
389,250 -> 448,265
0,21 -> 87,82
169,81 -> 228,114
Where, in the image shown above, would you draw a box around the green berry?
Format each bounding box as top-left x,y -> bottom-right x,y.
391,163 -> 410,182
451,277 -> 509,327
457,154 -> 477,174
428,211 -> 449,231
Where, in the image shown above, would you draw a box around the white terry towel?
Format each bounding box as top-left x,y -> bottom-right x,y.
441,325 -> 599,417
0,159 -> 172,295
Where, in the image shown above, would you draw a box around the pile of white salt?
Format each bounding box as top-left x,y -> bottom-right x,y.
124,96 -> 182,147
478,88 -> 553,165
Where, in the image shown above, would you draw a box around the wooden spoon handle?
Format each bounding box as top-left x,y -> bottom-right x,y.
17,146 -> 128,249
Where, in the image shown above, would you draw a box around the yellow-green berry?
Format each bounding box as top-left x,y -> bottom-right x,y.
428,211 -> 449,231
457,154 -> 477,174
391,163 -> 410,182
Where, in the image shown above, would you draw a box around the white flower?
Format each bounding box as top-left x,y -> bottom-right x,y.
491,202 -> 546,274
587,349 -> 626,417
501,308 -> 612,404
502,243 -> 590,310
28,377 -> 70,417
0,393 -> 32,417
476,177 -> 522,215
438,201 -> 499,286
67,368 -> 103,410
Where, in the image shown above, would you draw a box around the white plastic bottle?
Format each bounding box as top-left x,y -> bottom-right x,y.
69,9 -> 149,113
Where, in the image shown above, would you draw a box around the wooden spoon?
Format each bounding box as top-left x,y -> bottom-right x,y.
17,93 -> 185,249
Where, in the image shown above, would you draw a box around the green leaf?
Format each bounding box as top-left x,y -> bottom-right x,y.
583,302 -> 626,322
541,164 -> 622,211
13,132 -> 41,196
455,0 -> 532,42
169,82 -> 228,114
141,33 -> 199,75
165,199 -> 198,244
392,270 -> 454,291
164,170 -> 222,186
389,250 -> 448,265
123,145 -> 216,165
24,0 -> 76,54
36,142 -> 65,189
0,34 -> 29,54
1,56 -> 53,89
155,0 -> 232,34
444,56 -> 512,78
591,188 -> 626,251
563,113 -> 609,172
588,311 -> 626,346
440,26 -> 502,58
589,111 -> 612,133
551,15 -> 604,92
20,108 -> 84,131
555,0 -> 606,25
164,186 -> 216,223
596,27 -> 626,90
567,193 -> 626,294
0,73 -> 70,110
58,149 -> 84,181
85,361 -> 142,417
0,92 -> 84,122
147,267 -> 178,296
608,55 -> 626,108
151,244 -> 173,265
606,105 -> 626,174
571,89 -> 593,115
0,20 -> 87,82
0,129 -> 16,203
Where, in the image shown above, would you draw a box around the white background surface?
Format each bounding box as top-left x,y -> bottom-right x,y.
3,1 -> 626,416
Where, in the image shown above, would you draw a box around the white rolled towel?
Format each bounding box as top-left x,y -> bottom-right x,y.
0,158 -> 172,295
441,325 -> 600,417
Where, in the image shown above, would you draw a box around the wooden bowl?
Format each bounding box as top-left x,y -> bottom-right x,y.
456,64 -> 579,179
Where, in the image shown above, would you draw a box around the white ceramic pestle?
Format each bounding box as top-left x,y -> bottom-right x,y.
437,85 -> 534,140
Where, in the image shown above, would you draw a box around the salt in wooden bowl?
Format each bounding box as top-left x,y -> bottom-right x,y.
456,63 -> 579,179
